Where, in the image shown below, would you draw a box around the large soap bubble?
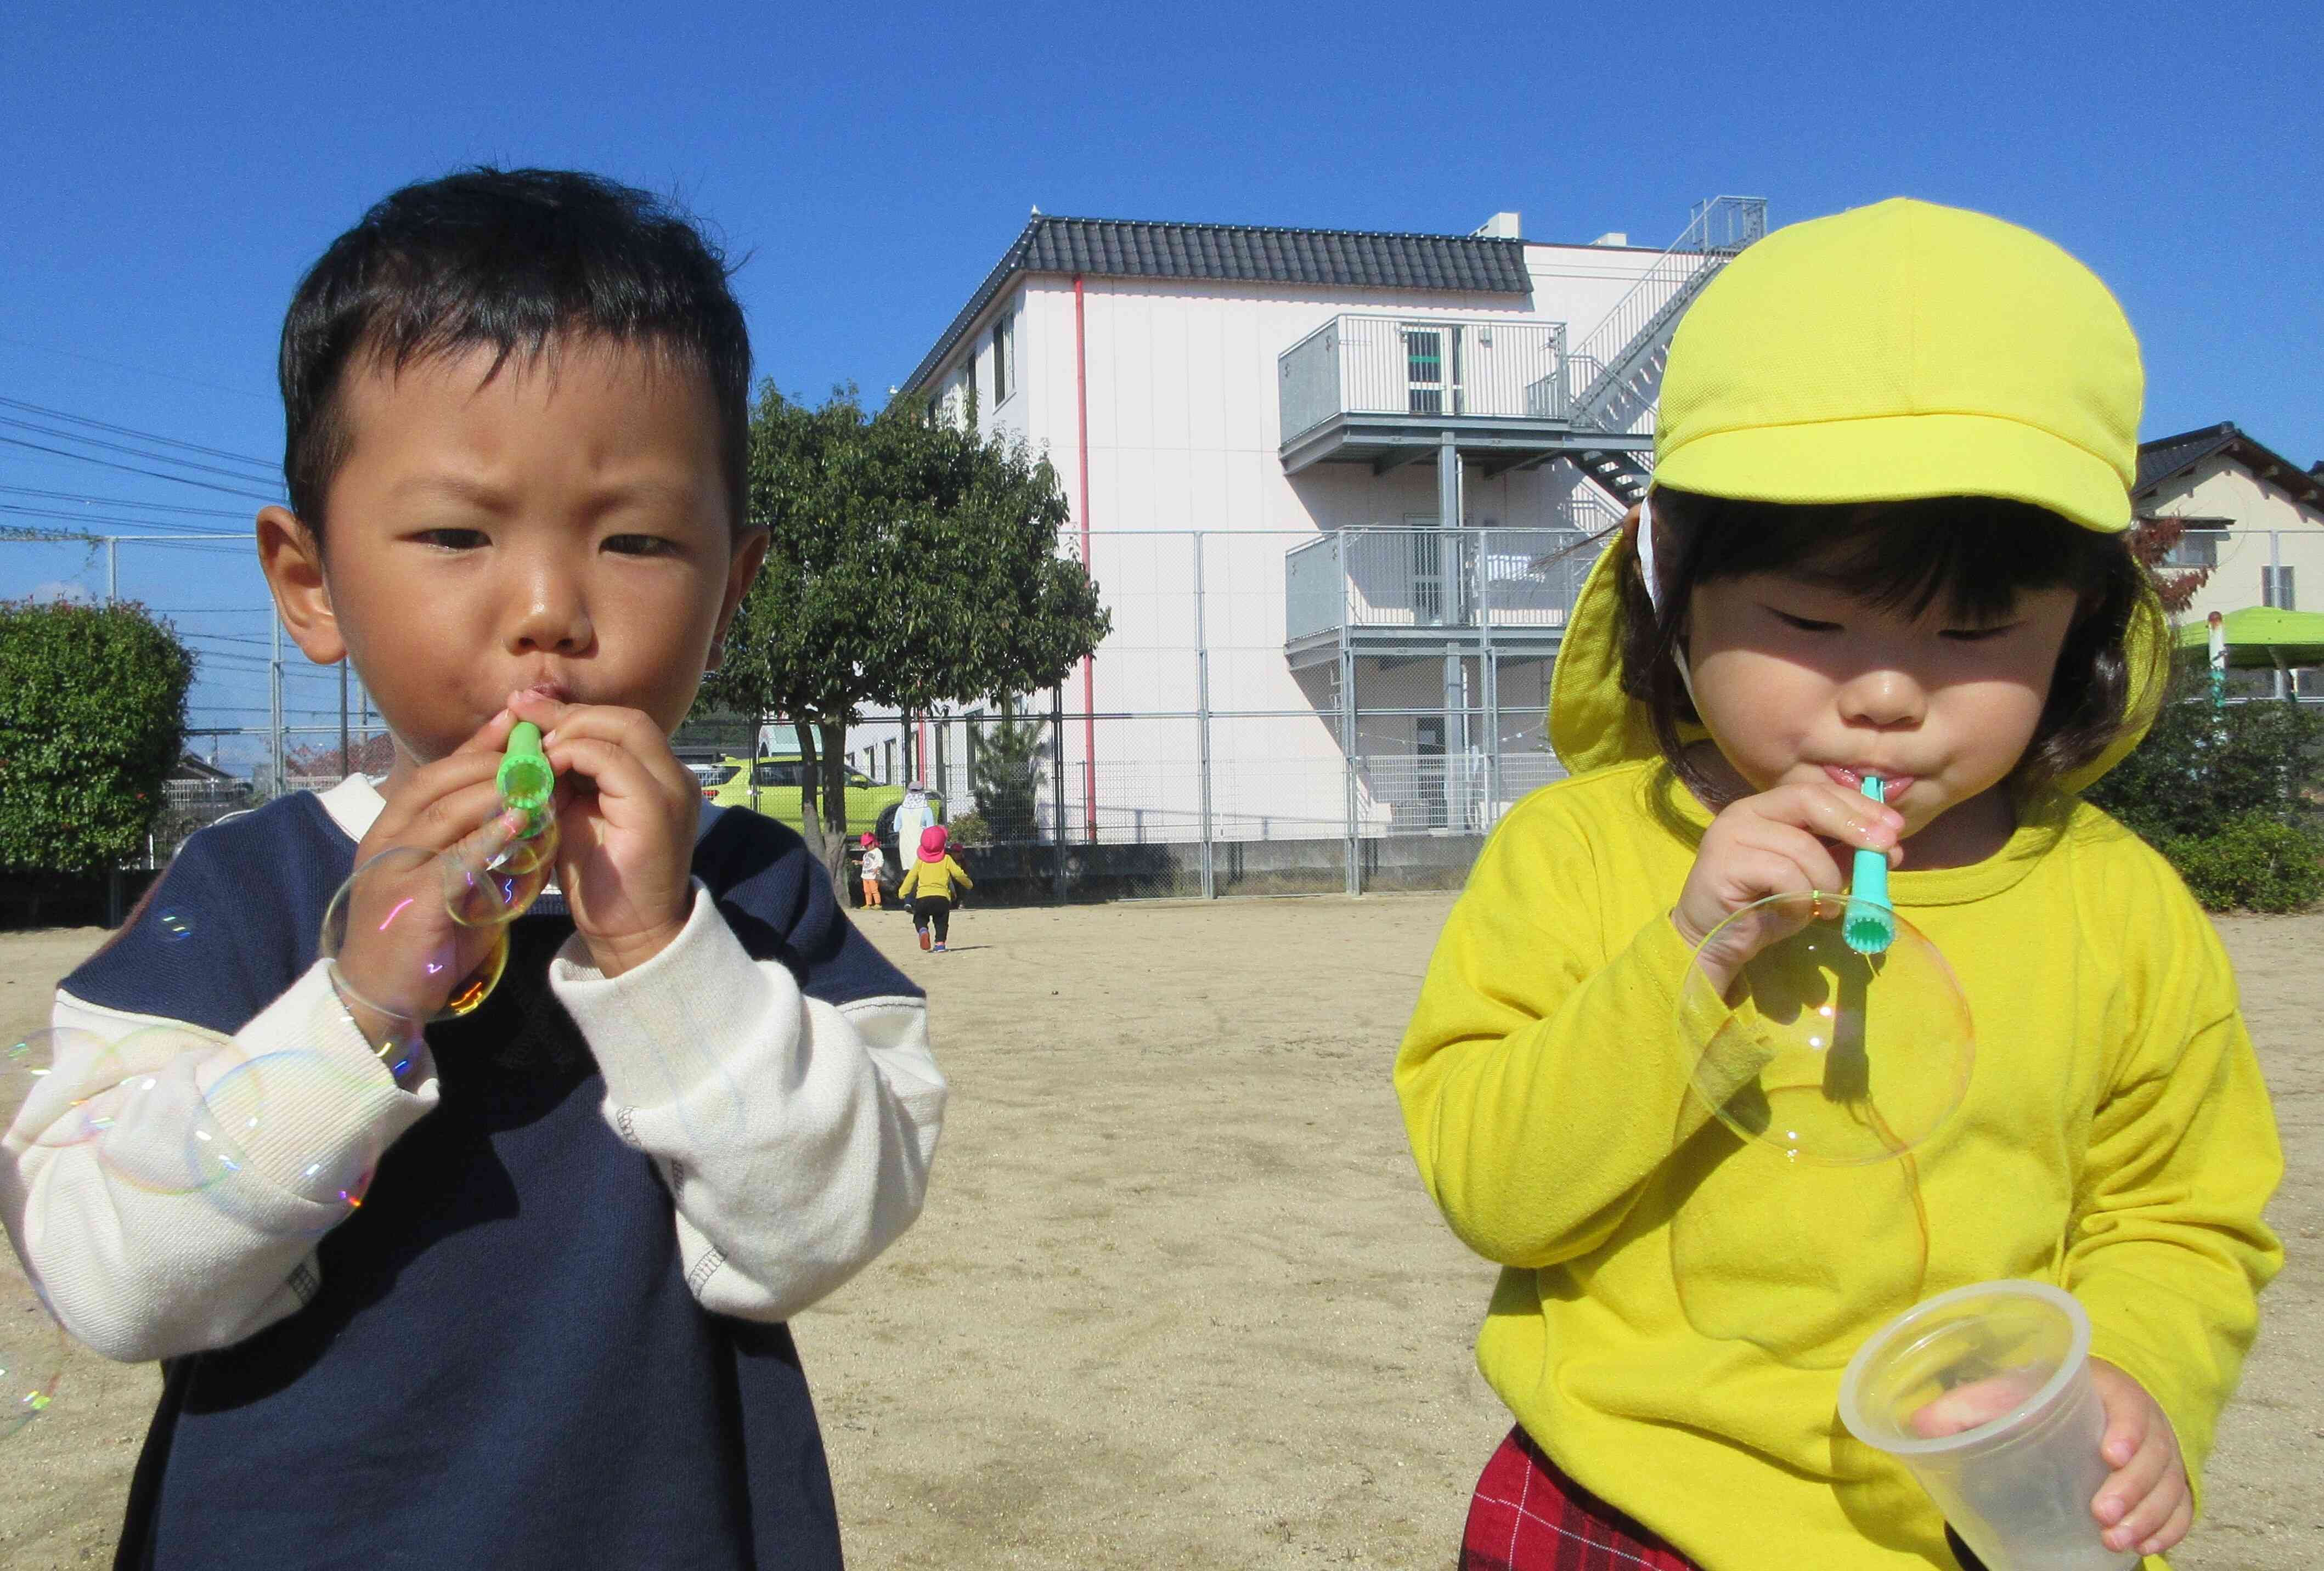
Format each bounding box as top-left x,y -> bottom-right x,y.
1670,891 -> 1975,1367
319,846 -> 511,1025
1680,892 -> 1973,1166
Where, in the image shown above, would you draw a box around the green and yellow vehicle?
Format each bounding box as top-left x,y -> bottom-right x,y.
701,759 -> 943,889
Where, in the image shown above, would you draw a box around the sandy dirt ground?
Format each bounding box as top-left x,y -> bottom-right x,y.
1,901 -> 2316,1569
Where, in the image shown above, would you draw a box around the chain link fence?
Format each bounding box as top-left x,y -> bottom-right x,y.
21,520 -> 2314,917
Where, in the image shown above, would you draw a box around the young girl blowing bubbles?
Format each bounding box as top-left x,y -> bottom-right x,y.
1396,200 -> 2280,1570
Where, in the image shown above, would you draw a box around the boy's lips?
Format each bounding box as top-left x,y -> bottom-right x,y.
1823,764 -> 1915,798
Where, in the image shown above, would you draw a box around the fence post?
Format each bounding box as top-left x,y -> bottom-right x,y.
1479,528 -> 1499,830
1193,530 -> 1215,900
269,613 -> 285,800
1051,683 -> 1068,903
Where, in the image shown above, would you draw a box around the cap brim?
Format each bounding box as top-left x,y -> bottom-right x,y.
1655,411 -> 2130,534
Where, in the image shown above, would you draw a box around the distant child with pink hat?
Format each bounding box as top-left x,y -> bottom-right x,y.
896,824 -> 973,952
857,831 -> 885,909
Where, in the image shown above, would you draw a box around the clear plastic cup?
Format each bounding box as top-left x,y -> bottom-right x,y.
1838,1280 -> 2135,1570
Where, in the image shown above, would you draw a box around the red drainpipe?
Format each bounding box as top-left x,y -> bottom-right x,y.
1073,274 -> 1097,838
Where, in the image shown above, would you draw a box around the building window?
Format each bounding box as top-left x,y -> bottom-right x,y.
2264,566 -> 2297,610
1403,327 -> 1445,415
993,311 -> 1014,404
884,739 -> 896,782
2157,520 -> 2225,568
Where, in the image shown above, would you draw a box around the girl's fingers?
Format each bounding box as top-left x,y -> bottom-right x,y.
2141,1491 -> 2193,1556
1730,822 -> 1848,896
2105,1459 -> 2184,1552
2095,1428 -> 2168,1523
1753,783 -> 1903,850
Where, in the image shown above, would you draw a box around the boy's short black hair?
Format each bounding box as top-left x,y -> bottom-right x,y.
280,167 -> 751,538
1621,488 -> 2167,804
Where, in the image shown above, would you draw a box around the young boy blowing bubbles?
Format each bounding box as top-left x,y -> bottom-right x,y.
2,169 -> 944,1569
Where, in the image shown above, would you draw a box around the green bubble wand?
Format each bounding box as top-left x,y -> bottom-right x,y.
495,721 -> 556,840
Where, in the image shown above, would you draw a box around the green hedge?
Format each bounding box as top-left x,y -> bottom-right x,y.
2153,812 -> 2324,914
0,600 -> 194,876
2085,690 -> 2324,912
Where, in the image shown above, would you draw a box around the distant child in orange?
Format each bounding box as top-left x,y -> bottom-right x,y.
859,832 -> 885,908
897,825 -> 972,952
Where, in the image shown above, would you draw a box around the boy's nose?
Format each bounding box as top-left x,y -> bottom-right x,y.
506,577 -> 593,655
1837,667 -> 1926,728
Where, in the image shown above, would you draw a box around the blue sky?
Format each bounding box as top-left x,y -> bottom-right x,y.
5,2 -> 2319,755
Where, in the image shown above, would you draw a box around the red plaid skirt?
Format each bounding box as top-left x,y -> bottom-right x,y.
1460,1427 -> 1699,1571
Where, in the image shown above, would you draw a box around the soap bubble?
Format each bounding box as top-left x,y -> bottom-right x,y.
156,908 -> 194,942
1679,892 -> 1973,1166
319,846 -> 509,1023
443,814 -> 559,929
1670,892 -> 1974,1367
3,1028 -> 126,1150
187,1050 -> 392,1235
90,1025 -> 251,1198
0,1263 -> 65,1441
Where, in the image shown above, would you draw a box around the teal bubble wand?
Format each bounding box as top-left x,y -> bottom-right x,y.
1843,775 -> 1896,955
495,722 -> 556,840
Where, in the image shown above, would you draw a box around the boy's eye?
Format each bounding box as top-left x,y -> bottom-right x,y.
1940,624 -> 2019,643
605,534 -> 680,557
1767,607 -> 1843,634
414,528 -> 488,550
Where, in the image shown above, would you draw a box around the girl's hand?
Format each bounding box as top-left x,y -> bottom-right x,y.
338,710 -> 525,1025
2088,1359 -> 2192,1558
507,691 -> 698,978
1672,781 -> 1903,990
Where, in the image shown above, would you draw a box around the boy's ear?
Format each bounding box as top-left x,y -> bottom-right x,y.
256,505 -> 346,666
707,528 -> 771,673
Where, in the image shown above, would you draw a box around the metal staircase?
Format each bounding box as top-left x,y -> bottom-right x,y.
1564,196 -> 1766,507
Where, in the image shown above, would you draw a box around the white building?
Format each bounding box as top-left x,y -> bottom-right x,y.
868,199 -> 1767,892
2134,422 -> 2324,699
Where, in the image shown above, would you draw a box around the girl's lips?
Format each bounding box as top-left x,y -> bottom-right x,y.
1824,764 -> 1915,798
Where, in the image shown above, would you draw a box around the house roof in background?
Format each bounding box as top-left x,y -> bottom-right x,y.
2135,422 -> 2324,510
902,215 -> 1532,393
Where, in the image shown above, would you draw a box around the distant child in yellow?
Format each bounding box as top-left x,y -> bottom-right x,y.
898,824 -> 972,951
1395,200 -> 2281,1570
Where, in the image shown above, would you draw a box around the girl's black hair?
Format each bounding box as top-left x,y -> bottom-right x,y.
279,167 -> 752,539
1618,488 -> 2165,806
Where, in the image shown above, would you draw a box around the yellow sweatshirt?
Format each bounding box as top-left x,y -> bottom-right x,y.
1396,760 -> 2281,1570
897,855 -> 972,903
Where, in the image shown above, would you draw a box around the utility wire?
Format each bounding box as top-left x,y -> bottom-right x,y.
0,397 -> 279,472
0,435 -> 283,502
0,416 -> 283,488
0,484 -> 255,518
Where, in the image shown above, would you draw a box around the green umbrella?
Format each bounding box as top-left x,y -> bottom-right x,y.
2174,606 -> 2324,670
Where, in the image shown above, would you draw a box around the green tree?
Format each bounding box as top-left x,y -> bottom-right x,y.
970,702 -> 1048,843
697,385 -> 1110,889
0,600 -> 195,875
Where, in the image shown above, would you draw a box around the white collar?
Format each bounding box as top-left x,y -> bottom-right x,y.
315,773 -> 387,843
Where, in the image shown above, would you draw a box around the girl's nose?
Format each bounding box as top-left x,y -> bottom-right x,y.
1838,666 -> 1926,728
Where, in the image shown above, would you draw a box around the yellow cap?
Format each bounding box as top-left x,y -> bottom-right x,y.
1652,198 -> 2142,533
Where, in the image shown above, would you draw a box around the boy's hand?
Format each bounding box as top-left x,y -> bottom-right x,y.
1672,782 -> 1903,990
509,691 -> 698,979
337,710 -> 526,1026
2088,1358 -> 2191,1558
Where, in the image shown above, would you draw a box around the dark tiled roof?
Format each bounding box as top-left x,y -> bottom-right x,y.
2135,422 -> 2324,508
902,216 -> 1532,393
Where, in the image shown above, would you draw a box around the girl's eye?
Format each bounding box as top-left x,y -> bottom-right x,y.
414,528 -> 488,550
1768,608 -> 1843,634
605,534 -> 679,557
1941,624 -> 2019,643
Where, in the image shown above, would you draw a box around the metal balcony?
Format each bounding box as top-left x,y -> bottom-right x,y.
1276,316 -> 1646,476
1284,525 -> 1609,667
